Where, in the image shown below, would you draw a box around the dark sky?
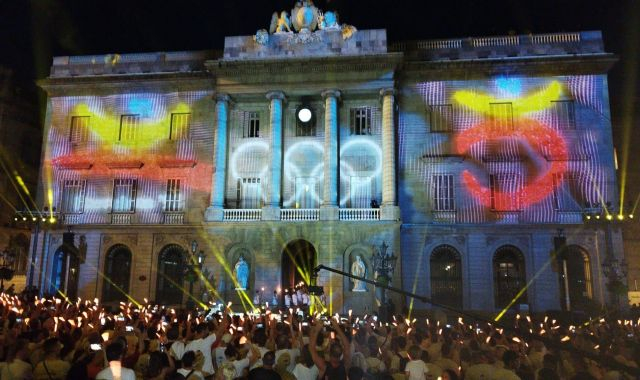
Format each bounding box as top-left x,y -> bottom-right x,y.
1,0 -> 639,203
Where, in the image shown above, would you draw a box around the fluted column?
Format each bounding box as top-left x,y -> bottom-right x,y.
321,89 -> 341,220
380,88 -> 399,221
263,91 -> 286,220
205,93 -> 230,222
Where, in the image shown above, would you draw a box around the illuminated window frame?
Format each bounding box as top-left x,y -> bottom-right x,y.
552,100 -> 576,130
350,107 -> 372,135
165,179 -> 184,212
552,172 -> 583,211
111,178 -> 138,213
432,174 -> 455,211
61,179 -> 87,214
170,113 -> 191,140
429,104 -> 454,133
69,116 -> 90,143
236,177 -> 262,209
242,112 -> 260,138
489,173 -> 522,211
119,114 -> 140,141
489,102 -> 513,130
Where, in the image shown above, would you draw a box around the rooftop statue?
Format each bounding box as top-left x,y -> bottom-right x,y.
291,0 -> 319,32
318,11 -> 339,30
269,11 -> 292,34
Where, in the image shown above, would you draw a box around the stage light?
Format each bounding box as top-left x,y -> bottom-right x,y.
595,215 -> 601,220
617,214 -> 624,221
630,214 -> 634,219
606,214 -> 613,221
586,215 -> 591,220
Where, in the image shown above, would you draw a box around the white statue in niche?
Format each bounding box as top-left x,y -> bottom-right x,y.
351,255 -> 367,292
234,254 -> 249,290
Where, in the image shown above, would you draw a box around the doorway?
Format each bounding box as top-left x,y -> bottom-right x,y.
281,240 -> 316,291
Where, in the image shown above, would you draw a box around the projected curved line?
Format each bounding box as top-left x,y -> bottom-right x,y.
229,140 -> 270,181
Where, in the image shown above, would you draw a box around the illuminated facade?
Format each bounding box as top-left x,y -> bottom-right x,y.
31,20 -> 623,313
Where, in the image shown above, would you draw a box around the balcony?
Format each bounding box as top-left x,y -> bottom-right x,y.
432,210 -> 456,223
339,208 -> 380,221
223,209 -> 261,222
281,209 -> 319,221
111,213 -> 132,225
163,212 -> 185,225
62,213 -> 82,225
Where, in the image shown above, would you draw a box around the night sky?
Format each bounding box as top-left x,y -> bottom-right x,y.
1,0 -> 639,201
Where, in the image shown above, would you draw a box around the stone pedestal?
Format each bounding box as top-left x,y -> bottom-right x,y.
204,207 -> 224,222
380,205 -> 401,221
320,205 -> 339,221
261,206 -> 281,221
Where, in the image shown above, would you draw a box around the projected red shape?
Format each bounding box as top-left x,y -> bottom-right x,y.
454,118 -> 568,208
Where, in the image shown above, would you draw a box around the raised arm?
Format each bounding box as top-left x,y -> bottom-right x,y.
309,320 -> 326,375
331,317 -> 351,368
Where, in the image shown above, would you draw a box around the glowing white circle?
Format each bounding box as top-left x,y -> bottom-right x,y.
297,108 -> 312,122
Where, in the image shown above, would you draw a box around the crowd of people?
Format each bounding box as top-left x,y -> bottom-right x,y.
0,289 -> 639,380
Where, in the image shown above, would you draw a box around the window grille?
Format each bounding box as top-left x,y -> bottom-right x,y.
490,174 -> 521,211
61,180 -> 86,214
236,178 -> 262,209
552,100 -> 576,130
70,116 -> 90,143
489,103 -> 513,130
432,174 -> 455,211
350,107 -> 372,135
170,113 -> 191,140
165,179 -> 183,211
429,104 -> 454,132
119,115 -> 140,141
112,179 -> 137,213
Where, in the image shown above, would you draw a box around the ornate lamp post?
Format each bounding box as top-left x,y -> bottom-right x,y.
0,248 -> 16,292
185,240 -> 206,310
372,241 -> 397,319
602,253 -> 628,309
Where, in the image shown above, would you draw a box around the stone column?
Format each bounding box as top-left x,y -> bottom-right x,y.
205,93 -> 230,222
263,91 -> 286,220
320,89 -> 341,221
380,88 -> 400,221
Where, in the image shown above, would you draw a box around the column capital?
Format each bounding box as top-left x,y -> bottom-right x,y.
214,92 -> 231,103
379,88 -> 396,98
321,89 -> 341,100
266,91 -> 286,101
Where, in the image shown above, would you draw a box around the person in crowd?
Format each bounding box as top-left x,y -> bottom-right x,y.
96,341 -> 136,380
33,338 -> 71,380
0,338 -> 32,379
176,350 -> 205,380
248,350 -> 281,380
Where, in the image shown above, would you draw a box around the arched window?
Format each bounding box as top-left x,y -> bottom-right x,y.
103,245 -> 132,302
430,245 -> 463,309
50,246 -> 80,299
156,245 -> 186,305
493,245 -> 527,309
558,245 -> 592,311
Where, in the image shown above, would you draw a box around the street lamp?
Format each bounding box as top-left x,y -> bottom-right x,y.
185,240 -> 206,309
371,241 -> 397,320
0,248 -> 16,292
602,254 -> 628,309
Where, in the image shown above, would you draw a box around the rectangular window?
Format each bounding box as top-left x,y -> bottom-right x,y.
349,176 -> 374,208
490,174 -> 521,211
69,116 -> 90,143
432,174 -> 455,211
165,179 -> 183,212
552,172 -> 582,211
429,104 -> 453,132
61,180 -> 86,214
489,103 -> 513,130
236,178 -> 262,209
552,100 -> 576,130
170,113 -> 191,140
295,177 -> 318,209
350,107 -> 372,135
112,179 -> 137,213
119,115 -> 140,141
242,112 -> 260,138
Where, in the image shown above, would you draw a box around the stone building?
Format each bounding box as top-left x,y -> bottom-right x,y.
29,6 -> 623,314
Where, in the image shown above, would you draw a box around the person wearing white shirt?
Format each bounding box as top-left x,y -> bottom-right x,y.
185,323 -> 218,376
0,339 -> 32,380
292,345 -> 319,380
96,342 -> 136,380
404,346 -> 429,380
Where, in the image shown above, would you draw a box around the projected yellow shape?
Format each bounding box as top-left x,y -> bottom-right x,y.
453,81 -> 562,117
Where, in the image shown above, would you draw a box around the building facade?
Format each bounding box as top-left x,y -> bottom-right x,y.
29,7 -> 623,314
